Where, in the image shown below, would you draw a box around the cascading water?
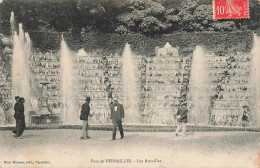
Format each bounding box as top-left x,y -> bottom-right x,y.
10,11 -> 15,35
189,46 -> 210,125
11,23 -> 31,121
60,35 -> 78,124
122,43 -> 140,123
250,34 -> 260,127
76,48 -> 88,56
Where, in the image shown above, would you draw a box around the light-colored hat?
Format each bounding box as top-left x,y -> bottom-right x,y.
113,94 -> 119,101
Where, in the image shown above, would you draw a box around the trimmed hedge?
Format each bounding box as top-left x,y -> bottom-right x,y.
28,30 -> 260,56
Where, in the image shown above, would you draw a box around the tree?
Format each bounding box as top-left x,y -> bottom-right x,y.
0,0 -> 258,36
164,8 -> 181,33
177,0 -> 237,32
177,0 -> 198,31
210,21 -> 237,32
115,0 -> 166,35
76,0 -> 105,32
193,5 -> 213,30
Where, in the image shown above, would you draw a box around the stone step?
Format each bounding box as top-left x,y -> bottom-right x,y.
1,124 -> 259,132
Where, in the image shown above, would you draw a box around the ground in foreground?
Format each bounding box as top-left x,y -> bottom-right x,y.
0,130 -> 259,168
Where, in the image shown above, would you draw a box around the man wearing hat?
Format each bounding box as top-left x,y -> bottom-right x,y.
110,94 -> 124,140
80,96 -> 92,140
175,102 -> 188,136
13,97 -> 26,139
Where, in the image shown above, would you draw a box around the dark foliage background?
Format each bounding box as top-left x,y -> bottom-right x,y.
0,0 -> 259,54
0,0 -> 259,35
27,30 -> 257,56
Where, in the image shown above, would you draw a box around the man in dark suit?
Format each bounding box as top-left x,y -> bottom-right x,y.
110,94 -> 124,140
175,102 -> 188,137
80,96 -> 92,140
13,97 -> 25,139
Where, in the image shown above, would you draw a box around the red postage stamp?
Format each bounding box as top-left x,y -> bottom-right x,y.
213,0 -> 249,19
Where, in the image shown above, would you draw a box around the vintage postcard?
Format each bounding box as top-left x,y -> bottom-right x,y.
0,0 -> 259,167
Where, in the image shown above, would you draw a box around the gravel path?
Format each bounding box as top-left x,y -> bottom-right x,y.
0,130 -> 259,168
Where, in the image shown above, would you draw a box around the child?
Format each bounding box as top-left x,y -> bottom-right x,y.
241,105 -> 250,127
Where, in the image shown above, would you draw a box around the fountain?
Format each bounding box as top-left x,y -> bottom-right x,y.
250,34 -> 260,127
11,22 -> 32,122
38,81 -> 51,115
5,11 -> 259,128
189,46 -> 210,125
76,48 -> 88,56
122,43 -> 140,123
29,81 -> 60,125
143,42 -> 180,125
60,35 -> 78,124
10,11 -> 15,36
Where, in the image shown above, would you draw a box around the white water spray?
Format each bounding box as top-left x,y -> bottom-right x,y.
10,11 -> 15,35
76,48 -> 88,56
251,34 -> 260,127
60,35 -> 78,123
122,43 -> 140,123
12,23 -> 31,121
189,46 -> 210,125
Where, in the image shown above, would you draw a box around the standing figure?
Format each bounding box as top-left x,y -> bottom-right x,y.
80,96 -> 92,140
110,94 -> 124,140
241,105 -> 250,127
105,80 -> 113,103
13,97 -> 26,139
175,102 -> 188,136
